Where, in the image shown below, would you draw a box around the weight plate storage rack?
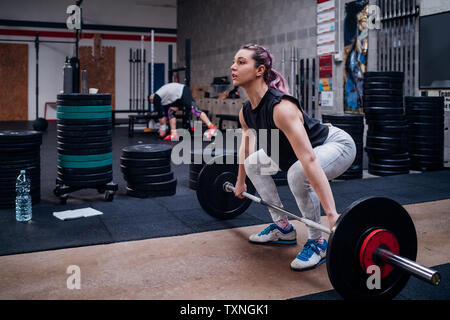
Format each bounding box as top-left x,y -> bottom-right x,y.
53,94 -> 118,203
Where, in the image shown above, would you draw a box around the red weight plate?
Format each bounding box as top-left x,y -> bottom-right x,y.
359,229 -> 399,278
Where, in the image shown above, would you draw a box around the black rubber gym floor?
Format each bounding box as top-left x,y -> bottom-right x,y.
0,121 -> 449,300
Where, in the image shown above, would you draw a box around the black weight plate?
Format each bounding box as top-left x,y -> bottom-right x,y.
0,130 -> 42,143
57,147 -> 112,156
363,81 -> 403,89
57,93 -> 112,101
57,135 -> 112,144
196,155 -> 256,220
367,126 -> 408,135
56,177 -> 112,187
408,147 -> 443,156
0,151 -> 40,161
0,157 -> 40,166
363,106 -> 404,114
0,172 -> 40,183
190,163 -> 206,172
410,161 -> 443,170
365,146 -> 408,155
363,95 -> 403,102
120,157 -> 171,168
367,135 -> 408,143
405,96 -> 444,104
57,124 -> 112,132
122,144 -> 173,159
327,197 -> 416,300
126,186 -> 176,198
189,178 -> 198,190
57,170 -> 113,181
57,165 -> 112,175
0,140 -> 42,150
368,163 -> 410,172
124,171 -> 174,184
364,72 -> 404,78
368,158 -> 410,166
406,115 -> 444,124
363,76 -> 404,83
190,149 -> 237,164
363,88 -> 403,96
0,163 -> 40,172
405,106 -> 444,115
368,168 -> 410,176
120,164 -> 171,176
127,178 -> 177,191
57,129 -> 112,138
322,114 -> 364,124
189,170 -> 199,181
57,141 -> 112,150
57,99 -> 112,106
57,118 -> 112,125
189,163 -> 204,175
365,113 -> 406,121
0,145 -> 41,153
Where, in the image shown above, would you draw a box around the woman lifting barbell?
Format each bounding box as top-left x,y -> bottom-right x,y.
231,44 -> 356,271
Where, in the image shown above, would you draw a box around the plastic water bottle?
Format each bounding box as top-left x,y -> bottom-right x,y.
15,170 -> 32,222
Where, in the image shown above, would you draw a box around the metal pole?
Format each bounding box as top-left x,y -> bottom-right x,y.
129,48 -> 132,109
168,44 -> 173,82
290,47 -> 295,95
375,248 -> 441,286
35,33 -> 39,120
185,38 -> 191,86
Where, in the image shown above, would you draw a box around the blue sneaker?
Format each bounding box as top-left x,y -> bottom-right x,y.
290,239 -> 327,271
249,223 -> 297,245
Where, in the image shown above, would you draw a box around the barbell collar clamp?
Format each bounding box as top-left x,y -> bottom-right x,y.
375,248 -> 441,286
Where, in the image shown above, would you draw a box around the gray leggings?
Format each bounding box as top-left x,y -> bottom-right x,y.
244,125 -> 356,239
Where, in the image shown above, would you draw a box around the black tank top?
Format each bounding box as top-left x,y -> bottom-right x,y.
242,88 -> 329,171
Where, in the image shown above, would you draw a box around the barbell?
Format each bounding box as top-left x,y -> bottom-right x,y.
195,154 -> 441,300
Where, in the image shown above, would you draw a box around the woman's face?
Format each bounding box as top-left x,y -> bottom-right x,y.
230,49 -> 265,87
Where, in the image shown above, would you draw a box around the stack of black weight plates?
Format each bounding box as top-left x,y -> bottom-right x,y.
405,96 -> 445,171
363,71 -> 409,176
121,144 -> 176,197
0,131 -> 42,209
56,94 -> 114,188
189,148 -> 237,190
322,113 -> 364,179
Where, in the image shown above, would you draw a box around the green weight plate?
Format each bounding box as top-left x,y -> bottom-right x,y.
57,158 -> 113,168
57,111 -> 112,119
57,152 -> 112,162
57,99 -> 112,106
57,105 -> 112,113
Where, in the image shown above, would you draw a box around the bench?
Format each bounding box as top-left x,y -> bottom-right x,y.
128,112 -> 160,137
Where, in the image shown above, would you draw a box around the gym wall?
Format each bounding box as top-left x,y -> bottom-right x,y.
0,0 -> 177,121
177,0 -> 449,166
177,0 -> 366,119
